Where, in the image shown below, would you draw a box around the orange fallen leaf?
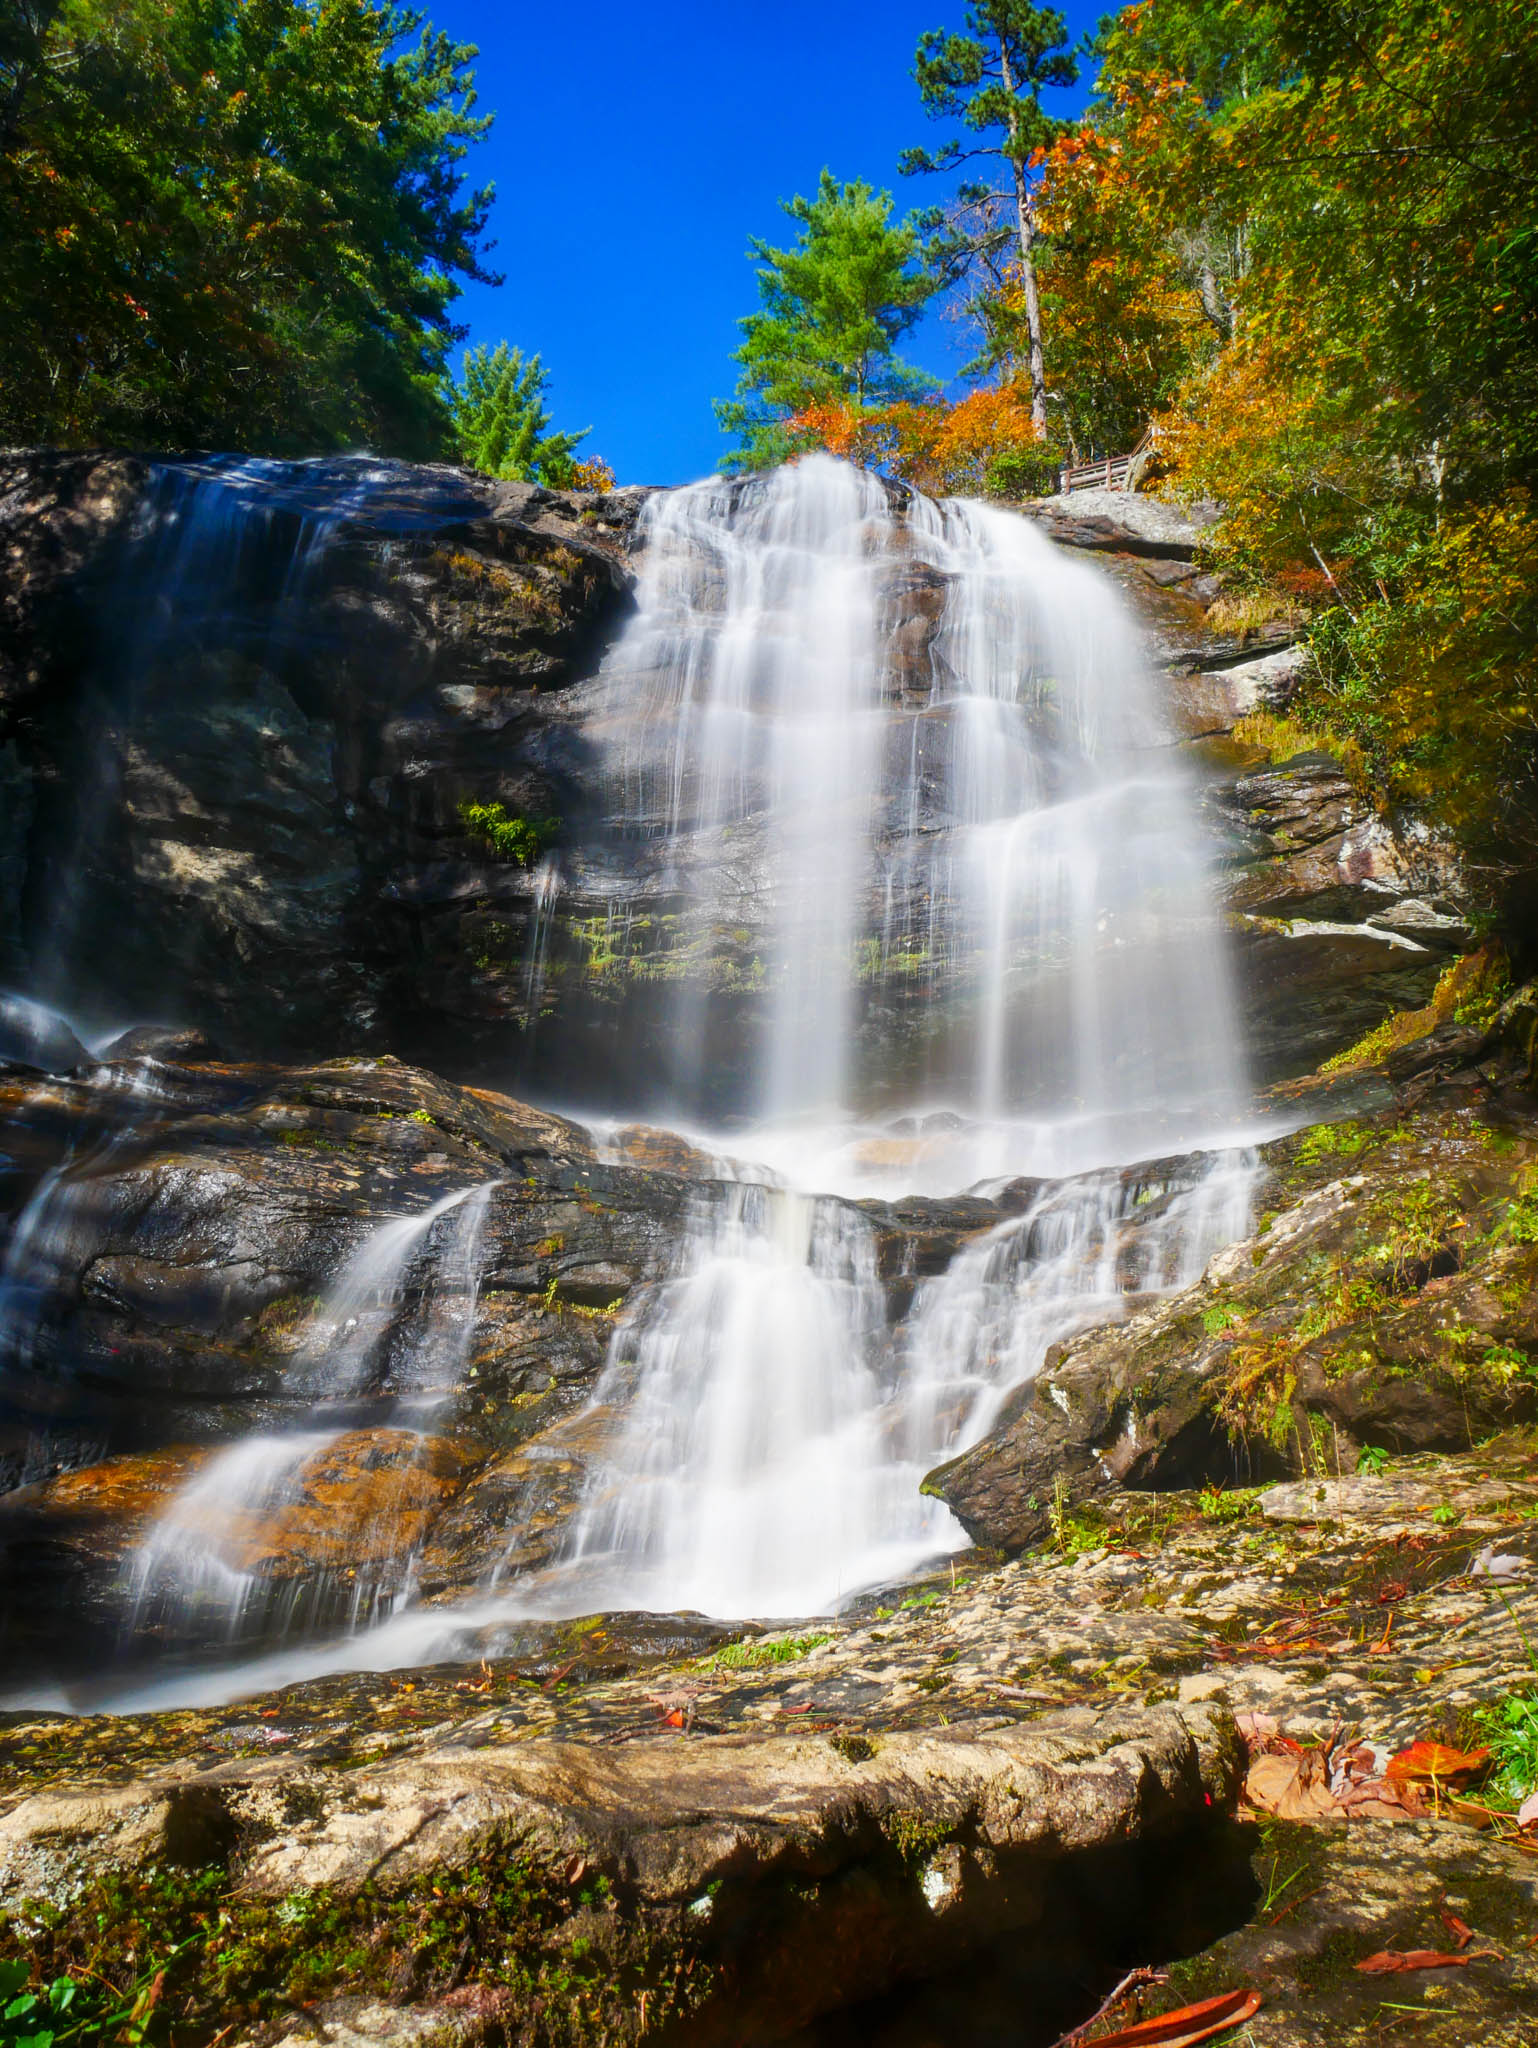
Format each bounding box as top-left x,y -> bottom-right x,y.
1441,1910 -> 1474,1949
1385,1740 -> 1490,1785
660,1708 -> 688,1728
1084,1989 -> 1261,2047
1354,1948 -> 1498,1974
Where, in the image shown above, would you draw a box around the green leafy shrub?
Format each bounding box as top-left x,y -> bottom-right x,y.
458,800 -> 559,867
984,442 -> 1062,500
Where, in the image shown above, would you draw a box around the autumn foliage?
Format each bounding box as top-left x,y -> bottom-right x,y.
785,383 -> 1060,496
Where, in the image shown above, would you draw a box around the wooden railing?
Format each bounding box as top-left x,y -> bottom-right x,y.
1059,425 -> 1158,496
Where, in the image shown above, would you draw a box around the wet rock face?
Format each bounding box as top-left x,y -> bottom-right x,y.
0,452 -> 647,1062
927,1072 -> 1538,1552
0,1046 -> 1045,1678
0,1048 -> 695,1671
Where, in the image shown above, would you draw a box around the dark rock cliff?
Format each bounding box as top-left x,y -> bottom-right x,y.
0,454 -> 1472,1103
0,451 -> 647,1067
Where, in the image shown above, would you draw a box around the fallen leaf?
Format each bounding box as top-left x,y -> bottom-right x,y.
1354,1948 -> 1498,1974
1234,1711 -> 1279,1753
1385,1740 -> 1490,1786
1440,1910 -> 1474,1949
1244,1752 -> 1337,1820
1518,1789 -> 1538,1830
1083,1988 -> 1262,2047
1336,1776 -> 1425,1821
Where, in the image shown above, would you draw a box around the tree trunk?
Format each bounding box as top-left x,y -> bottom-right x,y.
1196,256 -> 1233,344
1011,163 -> 1048,439
998,47 -> 1048,440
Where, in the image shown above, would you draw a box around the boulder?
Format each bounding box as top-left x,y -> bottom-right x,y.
0,991 -> 91,1073
926,1088 -> 1538,1549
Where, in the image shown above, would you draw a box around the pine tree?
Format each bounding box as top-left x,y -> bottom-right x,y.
449,343 -> 589,484
716,171 -> 937,471
901,4 -> 1078,437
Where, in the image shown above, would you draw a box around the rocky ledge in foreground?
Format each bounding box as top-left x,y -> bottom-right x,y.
5,1428 -> 1538,2045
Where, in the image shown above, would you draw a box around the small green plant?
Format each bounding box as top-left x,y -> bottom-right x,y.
458,799 -> 559,867
408,1108 -> 435,1125
1482,1341 -> 1533,1383
0,1935 -> 202,2048
2,1961 -> 78,2048
1431,1502 -> 1461,1526
711,1633 -> 830,1669
1197,1483 -> 1258,1522
1356,1444 -> 1391,1476
1480,1690 -> 1538,1810
1477,1599 -> 1538,1812
1201,1302 -> 1244,1336
1496,1195 -> 1538,1246
1294,1121 -> 1371,1168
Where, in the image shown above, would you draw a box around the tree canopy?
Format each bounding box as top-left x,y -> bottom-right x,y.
716,171 -> 938,471
0,0 -> 495,455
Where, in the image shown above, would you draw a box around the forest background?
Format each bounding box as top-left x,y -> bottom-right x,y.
1,0 -> 1535,916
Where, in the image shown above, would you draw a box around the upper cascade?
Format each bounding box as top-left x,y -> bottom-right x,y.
579,452 -> 1247,1187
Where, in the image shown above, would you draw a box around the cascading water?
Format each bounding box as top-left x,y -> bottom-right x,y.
589,455 -> 1243,1170
501,458 -> 1253,1620
126,1182 -> 496,1649
4,453 -> 1260,1708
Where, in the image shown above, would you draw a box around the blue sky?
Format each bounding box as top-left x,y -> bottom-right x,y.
424,2 -> 1104,485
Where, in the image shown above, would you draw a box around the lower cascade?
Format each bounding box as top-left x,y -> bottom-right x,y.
0,452 -> 1259,1706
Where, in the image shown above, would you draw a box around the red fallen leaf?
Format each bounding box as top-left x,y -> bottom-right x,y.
1441,1910 -> 1474,1949
779,1701 -> 813,1716
660,1708 -> 688,1728
1375,1579 -> 1410,1604
1385,1740 -> 1490,1785
1082,1988 -> 1262,2047
1354,1948 -> 1498,1974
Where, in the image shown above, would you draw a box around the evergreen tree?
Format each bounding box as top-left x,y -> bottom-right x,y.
900,3 -> 1078,436
716,171 -> 937,471
450,343 -> 589,484
0,0 -> 495,455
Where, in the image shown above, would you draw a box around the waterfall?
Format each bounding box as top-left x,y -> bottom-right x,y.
506,456 -> 1252,1621
6,453 -> 1257,1700
554,1183 -> 912,1616
592,454 -> 1243,1170
126,1182 -> 496,1648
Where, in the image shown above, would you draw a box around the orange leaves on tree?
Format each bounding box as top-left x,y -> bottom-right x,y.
785,385 -> 1048,498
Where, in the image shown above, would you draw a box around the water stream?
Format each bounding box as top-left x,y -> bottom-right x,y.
509,457 -> 1251,1621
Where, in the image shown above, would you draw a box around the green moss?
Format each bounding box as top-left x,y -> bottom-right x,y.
0,1827 -> 716,2048
879,1812 -> 952,1869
